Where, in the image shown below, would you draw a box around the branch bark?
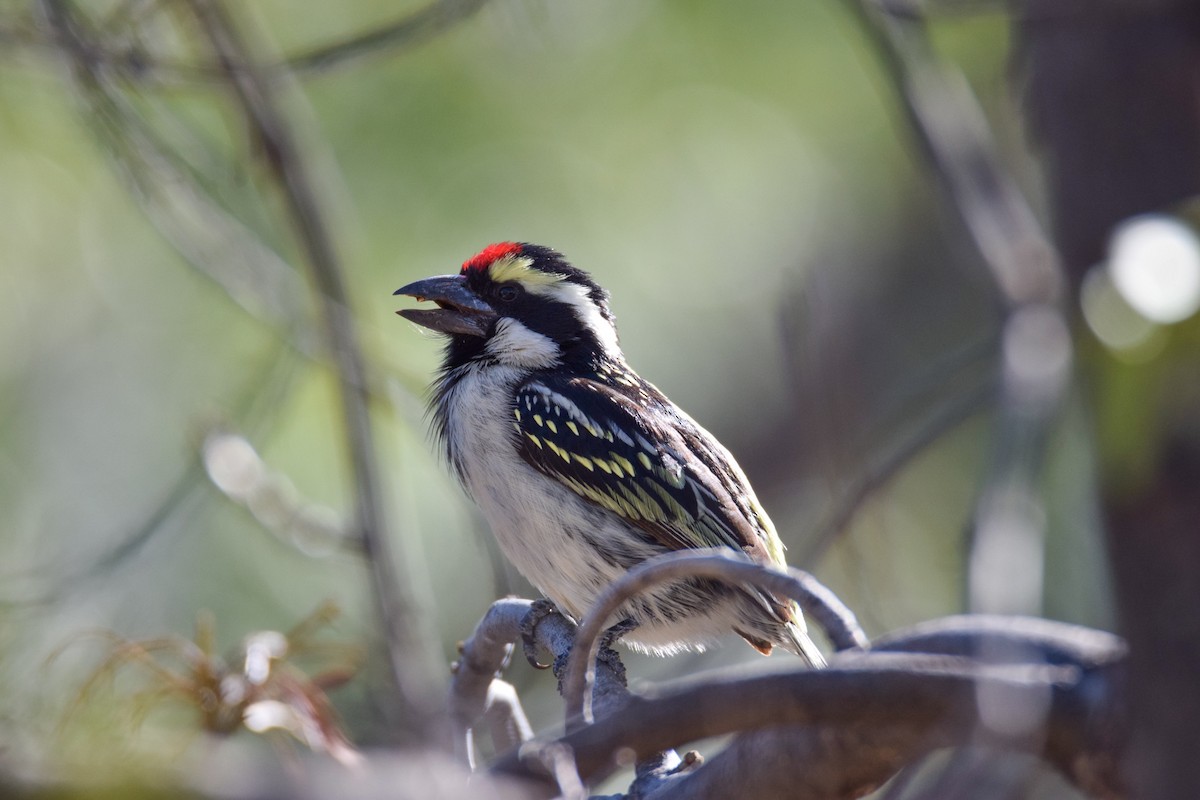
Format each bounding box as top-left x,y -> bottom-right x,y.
496,648 -> 1124,799
449,598 -> 632,774
459,593 -> 1125,800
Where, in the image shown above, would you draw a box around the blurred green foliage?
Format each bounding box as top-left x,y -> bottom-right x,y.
0,0 -> 1104,791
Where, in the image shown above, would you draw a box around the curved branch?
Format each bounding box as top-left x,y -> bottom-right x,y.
497,651 -> 1124,798
561,550 -> 867,729
448,598 -> 532,762
449,599 -> 629,766
872,614 -> 1127,667
480,680 -> 533,759
801,379 -> 991,563
658,619 -> 1129,800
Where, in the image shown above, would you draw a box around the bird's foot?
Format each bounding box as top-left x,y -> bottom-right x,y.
520,598 -> 562,669
595,618 -> 637,688
601,616 -> 639,650
551,618 -> 637,690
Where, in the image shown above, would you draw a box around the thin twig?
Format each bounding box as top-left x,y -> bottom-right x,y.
561,550 -> 867,728
801,378 -> 992,563
201,429 -> 355,555
533,742 -> 587,800
95,40 -> 429,396
13,0 -> 493,85
284,0 -> 491,75
187,0 -> 442,740
31,3 -> 390,379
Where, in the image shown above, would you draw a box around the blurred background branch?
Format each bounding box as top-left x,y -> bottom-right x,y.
4,0 -> 493,85
183,0 -> 443,741
844,0 -> 1069,626
1018,2 -> 1200,797
1,0 -> 1196,797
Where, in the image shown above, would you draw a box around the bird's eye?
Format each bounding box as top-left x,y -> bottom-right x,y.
496,284 -> 522,303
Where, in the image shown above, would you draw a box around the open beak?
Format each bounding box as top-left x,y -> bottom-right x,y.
394,274 -> 497,337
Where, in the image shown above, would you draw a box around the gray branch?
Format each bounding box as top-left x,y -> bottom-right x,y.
449,599 -> 631,773
493,618 -> 1126,800
560,550 -> 868,729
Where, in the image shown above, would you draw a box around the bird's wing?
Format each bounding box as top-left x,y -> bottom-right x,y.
512,374 -> 779,564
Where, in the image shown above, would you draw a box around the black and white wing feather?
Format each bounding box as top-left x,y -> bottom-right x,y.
512,372 -> 790,622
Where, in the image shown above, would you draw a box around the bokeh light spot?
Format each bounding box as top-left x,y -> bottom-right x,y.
203,433 -> 263,502
1108,214 -> 1200,324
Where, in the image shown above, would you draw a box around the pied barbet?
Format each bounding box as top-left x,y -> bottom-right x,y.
395,242 -> 823,665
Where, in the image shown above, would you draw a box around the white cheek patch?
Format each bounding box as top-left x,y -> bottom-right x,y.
486,318 -> 562,368
530,280 -> 621,357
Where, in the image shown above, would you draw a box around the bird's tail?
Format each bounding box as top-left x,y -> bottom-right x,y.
784,621 -> 826,668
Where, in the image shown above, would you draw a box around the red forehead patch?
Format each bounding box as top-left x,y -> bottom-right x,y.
462,242 -> 522,273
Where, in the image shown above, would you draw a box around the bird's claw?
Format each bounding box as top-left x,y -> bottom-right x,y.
520,599 -> 561,669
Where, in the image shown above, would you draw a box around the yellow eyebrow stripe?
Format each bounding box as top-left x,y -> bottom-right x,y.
489,255 -> 565,286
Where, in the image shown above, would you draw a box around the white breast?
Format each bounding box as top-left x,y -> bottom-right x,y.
438,363 -> 755,654
440,364 -> 623,617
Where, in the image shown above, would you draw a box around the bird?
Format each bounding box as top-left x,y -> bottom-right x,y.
394,242 -> 824,665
